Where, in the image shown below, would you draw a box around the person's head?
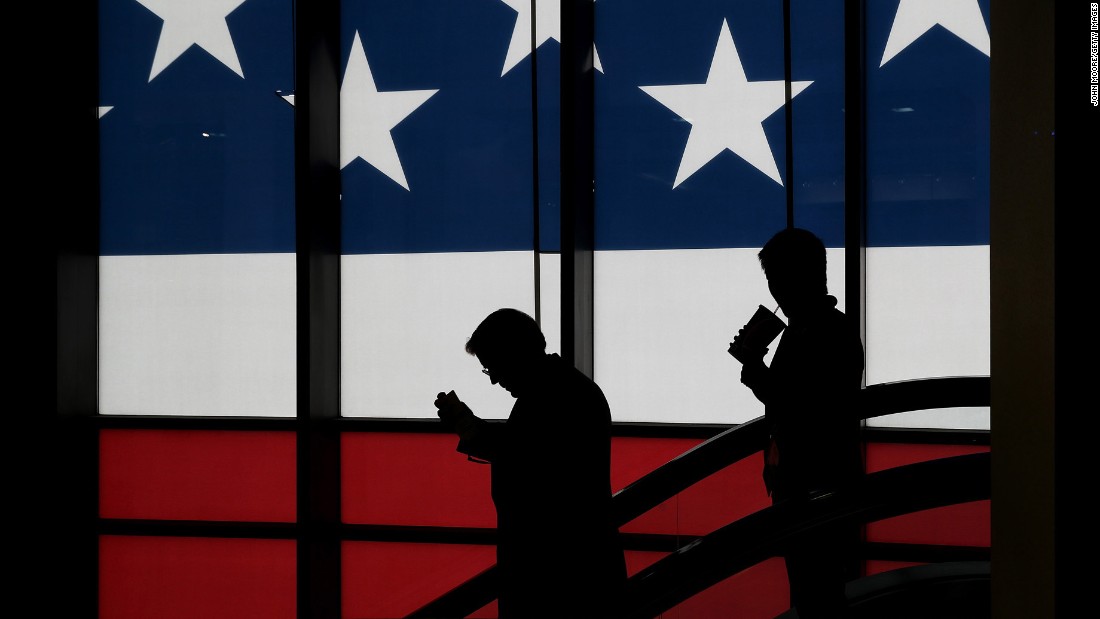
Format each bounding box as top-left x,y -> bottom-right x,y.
758,227 -> 828,317
466,308 -> 547,397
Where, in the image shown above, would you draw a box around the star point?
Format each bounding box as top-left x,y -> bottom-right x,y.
497,1 -> 604,76
340,31 -> 438,191
880,0 -> 990,67
499,0 -> 561,76
136,0 -> 248,82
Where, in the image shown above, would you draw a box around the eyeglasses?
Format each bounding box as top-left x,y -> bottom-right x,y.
479,355 -> 502,381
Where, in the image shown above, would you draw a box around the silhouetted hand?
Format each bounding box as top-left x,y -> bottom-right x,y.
739,357 -> 768,391
729,328 -> 769,363
435,390 -> 477,437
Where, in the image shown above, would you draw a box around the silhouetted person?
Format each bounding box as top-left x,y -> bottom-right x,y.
434,308 -> 627,619
733,228 -> 865,619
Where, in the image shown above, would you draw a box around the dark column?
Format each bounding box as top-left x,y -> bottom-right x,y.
844,0 -> 867,369
295,1 -> 342,618
48,0 -> 100,615
990,0 -> 1055,617
560,0 -> 596,377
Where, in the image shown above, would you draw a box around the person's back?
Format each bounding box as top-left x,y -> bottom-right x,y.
765,296 -> 863,496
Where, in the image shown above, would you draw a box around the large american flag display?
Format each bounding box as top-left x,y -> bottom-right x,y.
97,0 -> 990,428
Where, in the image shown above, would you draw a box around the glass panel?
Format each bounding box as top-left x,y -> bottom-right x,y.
865,441 -> 990,473
871,404 -> 990,430
339,0 -> 557,418
866,500 -> 991,547
864,0 -> 992,431
673,451 -> 772,535
593,1 -> 846,424
790,0 -> 848,235
98,0 -> 296,416
612,436 -> 701,493
100,536 -> 295,619
100,429 -> 296,522
341,434 -> 731,530
342,252 -> 538,419
594,249 -> 847,424
342,432 -> 494,528
634,555 -> 790,619
615,440 -> 986,615
538,252 -> 562,355
614,436 -> 770,536
341,432 -> 776,545
671,558 -> 790,619
342,541 -> 496,619
865,442 -> 991,548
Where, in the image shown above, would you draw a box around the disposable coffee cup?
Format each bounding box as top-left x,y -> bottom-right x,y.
729,305 -> 786,362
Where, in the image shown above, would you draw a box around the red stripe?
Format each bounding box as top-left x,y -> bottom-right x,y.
865,442 -> 991,547
99,429 -> 296,522
99,536 -> 295,619
342,541 -> 496,619
342,432 -> 495,527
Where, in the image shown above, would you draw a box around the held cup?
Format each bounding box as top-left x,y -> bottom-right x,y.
729,305 -> 786,362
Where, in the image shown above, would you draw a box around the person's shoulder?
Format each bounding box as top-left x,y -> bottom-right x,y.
561,358 -> 602,390
548,355 -> 610,403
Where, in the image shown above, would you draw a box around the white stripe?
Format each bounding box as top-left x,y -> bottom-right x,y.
99,254 -> 296,416
101,247 -> 989,428
593,247 -> 850,424
538,252 -> 562,356
866,245 -> 990,430
595,246 -> 989,429
342,251 -> 546,419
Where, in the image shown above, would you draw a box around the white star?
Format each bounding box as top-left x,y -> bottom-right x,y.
640,19 -> 812,188
498,0 -> 603,76
880,0 -> 990,67
499,0 -> 561,76
135,0 -> 248,82
340,31 -> 438,191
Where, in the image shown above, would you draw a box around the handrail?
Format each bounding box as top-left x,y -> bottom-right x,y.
840,560 -> 990,619
619,452 -> 991,619
405,376 -> 990,618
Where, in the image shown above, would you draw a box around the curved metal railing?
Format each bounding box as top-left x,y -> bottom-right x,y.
406,376 -> 990,618
619,451 -> 990,618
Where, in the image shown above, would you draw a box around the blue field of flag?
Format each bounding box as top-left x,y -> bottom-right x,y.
95,0 -> 991,426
